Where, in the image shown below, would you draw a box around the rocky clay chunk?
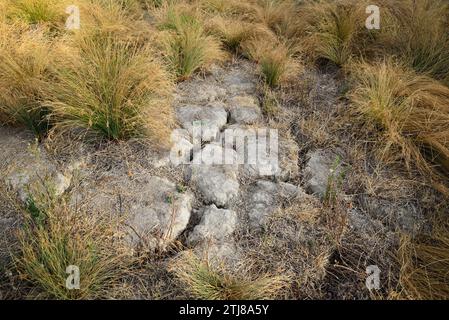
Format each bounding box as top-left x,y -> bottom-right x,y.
71,173 -> 194,250
228,95 -> 262,125
185,145 -> 239,207
187,204 -> 237,245
303,149 -> 344,198
0,127 -> 72,202
175,103 -> 228,142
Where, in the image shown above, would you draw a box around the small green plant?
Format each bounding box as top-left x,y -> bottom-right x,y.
324,155 -> 346,206
176,184 -> 187,194
25,196 -> 47,226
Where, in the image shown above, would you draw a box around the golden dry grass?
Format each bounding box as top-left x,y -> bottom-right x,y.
13,182 -> 134,299
78,0 -> 149,40
243,37 -> 300,87
205,16 -> 258,54
398,214 -> 449,300
0,22 -> 53,138
159,25 -> 225,80
45,31 -> 175,144
4,0 -> 67,27
198,0 -> 256,17
154,3 -> 226,79
297,0 -> 369,66
169,251 -> 290,300
250,0 -> 298,38
348,59 -> 449,194
377,0 -> 449,85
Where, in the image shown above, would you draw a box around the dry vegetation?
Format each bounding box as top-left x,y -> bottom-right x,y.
15,186 -> 134,299
169,251 -> 289,300
0,0 -> 448,300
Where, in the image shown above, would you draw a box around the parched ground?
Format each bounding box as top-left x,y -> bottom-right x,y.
0,59 -> 440,299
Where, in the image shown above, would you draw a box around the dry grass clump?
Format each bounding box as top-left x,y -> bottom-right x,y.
14,183 -> 134,299
205,16 -> 260,54
198,0 -> 256,17
377,0 -> 449,85
250,0 -> 299,39
0,0 -> 168,144
0,1 -> 7,21
98,0 -> 142,12
154,3 -> 225,80
0,22 -> 53,138
151,1 -> 302,83
45,32 -> 174,144
294,0 -> 449,79
77,0 -> 150,42
243,37 -> 299,87
197,1 -> 303,88
161,26 -> 225,80
261,84 -> 280,118
398,213 -> 449,300
5,0 -> 67,27
153,1 -> 201,31
348,59 -> 449,194
169,251 -> 289,300
298,0 -> 369,67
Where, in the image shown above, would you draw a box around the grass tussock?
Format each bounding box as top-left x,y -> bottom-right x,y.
155,3 -> 225,79
348,60 -> 449,194
296,0 -> 449,81
14,185 -> 134,299
161,24 -> 225,80
169,251 -> 289,300
46,33 -> 174,144
378,0 -> 449,85
250,0 -> 298,38
5,0 -> 67,27
205,16 -> 260,54
299,0 -> 368,67
78,0 -> 149,40
98,0 -> 142,12
243,37 -> 299,87
199,0 -> 256,17
0,22 -> 52,138
0,1 -> 6,21
399,216 -> 449,299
